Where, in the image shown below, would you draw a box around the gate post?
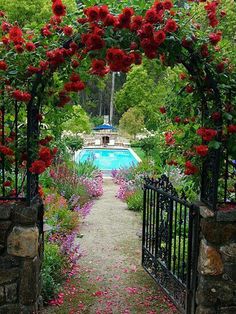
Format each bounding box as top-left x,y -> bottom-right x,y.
0,197 -> 44,313
195,203 -> 236,314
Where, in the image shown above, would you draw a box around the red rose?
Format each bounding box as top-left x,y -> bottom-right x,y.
211,112 -> 221,121
52,0 -> 66,17
85,7 -> 100,22
29,160 -> 46,174
145,9 -> 159,24
154,30 -> 166,45
12,90 -> 31,103
220,10 -> 226,17
71,60 -> 79,68
195,145 -> 209,157
91,59 -> 109,77
209,32 -> 222,45
122,8 -> 134,17
164,19 -> 178,33
184,161 -> 198,175
179,73 -> 187,80
174,116 -> 181,123
165,132 -> 175,145
130,16 -> 143,31
103,14 -> 117,27
200,44 -> 209,58
15,45 -> 24,53
227,125 -> 236,134
0,145 -> 14,156
196,127 -> 217,141
3,181 -> 11,187
9,26 -> 23,41
70,73 -> 80,82
163,0 -> 173,10
216,62 -> 225,73
153,1 -> 164,12
167,160 -> 177,166
28,66 -> 40,74
63,26 -> 73,36
39,147 -> 52,162
99,5 -> 109,20
0,60 -> 7,71
159,106 -> 166,114
25,42 -> 36,52
185,85 -> 193,93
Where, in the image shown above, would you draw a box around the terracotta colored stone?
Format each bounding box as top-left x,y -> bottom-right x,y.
7,226 -> 39,258
198,240 -> 223,275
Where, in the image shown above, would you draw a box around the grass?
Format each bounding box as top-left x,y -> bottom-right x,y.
132,147 -> 146,160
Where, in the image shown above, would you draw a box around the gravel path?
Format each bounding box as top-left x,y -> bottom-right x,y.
44,178 -> 177,314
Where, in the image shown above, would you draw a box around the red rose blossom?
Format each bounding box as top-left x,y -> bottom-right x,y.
227,125 -> 236,134
174,116 -> 181,123
0,145 -> 14,156
159,106 -> 166,114
0,60 -> 7,71
164,19 -> 178,33
52,0 -> 66,17
184,161 -> 198,175
12,90 -> 31,103
209,32 -> 222,45
196,127 -> 217,141
25,42 -> 36,52
29,160 -> 46,174
3,181 -> 11,187
211,112 -> 221,121
154,30 -> 166,45
195,145 -> 209,157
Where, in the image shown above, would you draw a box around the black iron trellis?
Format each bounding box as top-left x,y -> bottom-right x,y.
142,175 -> 199,314
0,74 -> 43,205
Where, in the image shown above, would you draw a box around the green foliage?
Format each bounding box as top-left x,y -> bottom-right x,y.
75,160 -> 98,178
64,135 -> 84,152
42,242 -> 66,302
126,190 -> 143,212
0,0 -> 77,27
90,116 -> 104,127
46,207 -> 80,233
119,107 -> 145,138
61,105 -> 91,135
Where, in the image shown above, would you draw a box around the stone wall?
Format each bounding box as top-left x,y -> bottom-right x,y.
196,204 -> 236,314
0,197 -> 44,314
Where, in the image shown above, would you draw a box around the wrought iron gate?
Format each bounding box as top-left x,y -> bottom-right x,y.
142,176 -> 199,314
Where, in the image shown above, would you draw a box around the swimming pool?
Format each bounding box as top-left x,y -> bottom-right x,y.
76,148 -> 140,171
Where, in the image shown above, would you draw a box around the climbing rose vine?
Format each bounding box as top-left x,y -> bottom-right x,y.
0,0 -> 235,189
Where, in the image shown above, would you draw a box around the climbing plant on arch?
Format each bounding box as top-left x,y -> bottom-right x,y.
0,0 -> 235,208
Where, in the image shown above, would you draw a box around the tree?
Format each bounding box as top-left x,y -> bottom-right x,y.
61,105 -> 91,134
119,108 -> 145,138
0,0 -> 76,27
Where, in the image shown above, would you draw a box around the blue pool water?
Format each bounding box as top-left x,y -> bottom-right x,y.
77,149 -> 139,170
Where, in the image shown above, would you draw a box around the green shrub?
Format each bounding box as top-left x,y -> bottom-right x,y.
126,190 -> 143,211
47,208 -> 80,233
42,242 -> 66,302
76,159 -> 98,178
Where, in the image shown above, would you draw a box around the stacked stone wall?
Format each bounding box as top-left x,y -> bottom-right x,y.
196,205 -> 236,314
0,198 -> 43,314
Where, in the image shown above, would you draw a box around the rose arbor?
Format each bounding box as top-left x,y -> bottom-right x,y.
0,0 -> 235,313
